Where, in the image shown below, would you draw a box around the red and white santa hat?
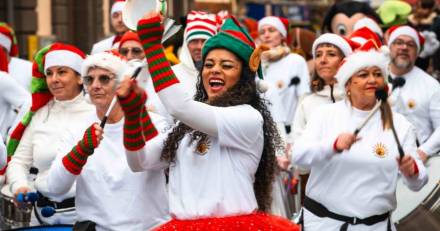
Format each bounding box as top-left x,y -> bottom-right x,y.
312,33 -> 359,58
111,0 -> 125,15
184,11 -> 218,43
0,23 -> 19,57
387,25 -> 424,53
258,16 -> 289,38
353,17 -> 383,37
335,40 -> 389,93
44,43 -> 86,74
81,50 -> 128,81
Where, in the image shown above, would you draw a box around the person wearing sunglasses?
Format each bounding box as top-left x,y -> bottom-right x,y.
118,30 -> 173,124
171,11 -> 218,98
45,51 -> 170,230
6,43 -> 93,225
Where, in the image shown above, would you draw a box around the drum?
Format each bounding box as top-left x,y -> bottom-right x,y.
0,185 -> 32,229
393,156 -> 440,230
9,225 -> 73,230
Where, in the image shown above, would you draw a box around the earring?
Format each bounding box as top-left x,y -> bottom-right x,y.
347,91 -> 351,96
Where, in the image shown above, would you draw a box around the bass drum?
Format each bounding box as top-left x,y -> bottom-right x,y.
393,156 -> 440,231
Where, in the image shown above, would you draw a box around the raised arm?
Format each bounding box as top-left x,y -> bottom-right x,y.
137,15 -> 219,137
46,124 -> 101,196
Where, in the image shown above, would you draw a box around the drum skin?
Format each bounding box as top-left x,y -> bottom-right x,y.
394,156 -> 440,230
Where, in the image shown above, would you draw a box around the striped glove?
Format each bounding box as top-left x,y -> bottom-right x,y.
118,87 -> 149,151
137,16 -> 179,92
62,124 -> 99,175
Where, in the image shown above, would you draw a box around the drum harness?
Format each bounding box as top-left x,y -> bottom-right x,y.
299,196 -> 392,231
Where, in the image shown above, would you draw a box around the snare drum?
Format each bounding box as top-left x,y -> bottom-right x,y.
393,156 -> 440,230
0,185 -> 32,228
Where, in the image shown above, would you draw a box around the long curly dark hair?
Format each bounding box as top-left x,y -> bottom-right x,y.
161,54 -> 282,212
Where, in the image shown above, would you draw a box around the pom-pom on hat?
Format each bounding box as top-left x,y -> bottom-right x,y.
202,16 -> 269,79
258,16 -> 289,38
7,43 -> 86,157
184,11 -> 218,43
111,0 -> 125,15
0,22 -> 18,57
312,33 -> 359,58
335,40 -> 389,94
81,50 -> 129,82
387,25 -> 424,53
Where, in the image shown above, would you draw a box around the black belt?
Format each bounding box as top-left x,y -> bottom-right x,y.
303,196 -> 391,231
36,192 -> 75,209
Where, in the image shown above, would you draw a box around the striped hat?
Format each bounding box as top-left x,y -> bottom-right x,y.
184,11 -> 217,43
7,43 -> 85,157
0,22 -> 18,57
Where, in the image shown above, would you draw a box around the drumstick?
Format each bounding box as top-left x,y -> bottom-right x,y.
353,88 -> 388,136
100,66 -> 143,128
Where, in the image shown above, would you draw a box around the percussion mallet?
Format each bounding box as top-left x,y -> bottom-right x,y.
99,66 -> 143,128
288,76 -> 301,87
353,88 -> 388,136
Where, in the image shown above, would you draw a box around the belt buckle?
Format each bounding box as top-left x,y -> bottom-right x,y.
352,217 -> 357,225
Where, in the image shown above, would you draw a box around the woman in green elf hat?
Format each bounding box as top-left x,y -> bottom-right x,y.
116,11 -> 299,230
6,43 -> 94,225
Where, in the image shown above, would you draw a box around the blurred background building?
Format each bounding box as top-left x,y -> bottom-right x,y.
0,0 -> 436,60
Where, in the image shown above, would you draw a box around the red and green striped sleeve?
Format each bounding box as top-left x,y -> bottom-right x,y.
137,16 -> 179,92
62,124 -> 98,175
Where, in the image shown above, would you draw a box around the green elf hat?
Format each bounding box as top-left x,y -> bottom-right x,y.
6,43 -> 85,160
202,16 -> 269,79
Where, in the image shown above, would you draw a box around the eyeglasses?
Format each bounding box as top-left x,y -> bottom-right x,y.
83,74 -> 116,86
392,39 -> 417,49
119,47 -> 144,56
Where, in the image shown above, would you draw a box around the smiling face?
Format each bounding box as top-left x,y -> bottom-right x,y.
346,66 -> 385,109
201,49 -> 242,101
85,67 -> 117,110
45,66 -> 82,101
390,35 -> 418,73
314,44 -> 344,84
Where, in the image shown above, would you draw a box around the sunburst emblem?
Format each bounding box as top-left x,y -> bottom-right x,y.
373,143 -> 388,158
276,80 -> 285,89
195,141 -> 211,155
407,99 -> 416,109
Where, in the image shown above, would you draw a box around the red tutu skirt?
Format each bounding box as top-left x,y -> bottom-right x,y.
154,212 -> 300,231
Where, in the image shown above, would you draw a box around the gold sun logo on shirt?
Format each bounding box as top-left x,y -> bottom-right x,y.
407,99 -> 416,109
373,143 -> 388,158
195,141 -> 211,156
276,80 -> 285,89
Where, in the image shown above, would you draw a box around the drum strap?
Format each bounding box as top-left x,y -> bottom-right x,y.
304,195 -> 392,231
36,192 -> 75,209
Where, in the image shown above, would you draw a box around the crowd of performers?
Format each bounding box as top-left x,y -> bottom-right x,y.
0,0 -> 439,230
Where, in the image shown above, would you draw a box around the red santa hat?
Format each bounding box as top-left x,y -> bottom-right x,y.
312,33 -> 359,58
349,27 -> 383,47
44,43 -> 85,74
81,50 -> 128,81
353,17 -> 383,37
184,11 -> 218,43
111,0 -> 125,15
0,22 -> 18,57
335,40 -> 389,93
258,16 -> 289,38
387,25 -> 424,53
118,30 -> 141,48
